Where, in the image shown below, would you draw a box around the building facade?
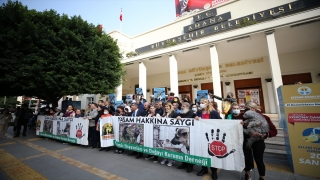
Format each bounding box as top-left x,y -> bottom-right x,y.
110,0 -> 320,114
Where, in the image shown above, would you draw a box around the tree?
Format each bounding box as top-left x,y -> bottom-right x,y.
0,1 -> 125,107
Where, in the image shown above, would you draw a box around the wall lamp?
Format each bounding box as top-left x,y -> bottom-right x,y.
227,35 -> 250,43
186,38 -> 192,42
146,89 -> 150,92
193,85 -> 198,88
182,47 -> 199,52
149,56 -> 162,60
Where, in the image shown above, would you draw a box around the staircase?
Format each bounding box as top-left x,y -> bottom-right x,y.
263,114 -> 288,165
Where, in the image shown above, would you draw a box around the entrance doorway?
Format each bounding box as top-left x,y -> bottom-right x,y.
234,78 -> 265,113
178,85 -> 192,103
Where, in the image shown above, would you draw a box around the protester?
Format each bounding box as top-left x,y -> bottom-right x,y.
195,98 -> 221,180
47,108 -> 55,116
54,107 -> 64,117
191,104 -> 199,114
243,101 -> 277,180
74,109 -> 84,118
226,103 -> 241,120
212,101 -> 221,114
104,101 -> 115,115
160,102 -> 178,167
14,104 -> 33,137
139,102 -> 150,116
144,105 -> 159,162
85,103 -> 98,148
90,105 -> 104,149
98,107 -> 112,151
155,101 -> 164,115
176,102 -> 196,173
173,102 -> 180,114
63,105 -> 75,117
98,100 -> 104,107
128,103 -> 143,158
0,108 -> 13,139
114,106 -> 126,154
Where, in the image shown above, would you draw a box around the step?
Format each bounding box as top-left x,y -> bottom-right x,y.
268,134 -> 285,142
271,119 -> 279,127
277,128 -> 284,135
265,140 -> 286,151
264,148 -> 286,155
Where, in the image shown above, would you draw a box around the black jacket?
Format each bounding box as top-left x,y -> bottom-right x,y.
179,110 -> 196,118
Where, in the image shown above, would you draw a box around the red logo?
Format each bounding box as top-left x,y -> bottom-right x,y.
206,129 -> 235,158
76,123 -> 85,139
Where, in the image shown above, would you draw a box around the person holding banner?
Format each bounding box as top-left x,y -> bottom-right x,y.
128,103 -> 144,158
85,103 -> 98,148
176,102 -> 196,173
115,106 -> 127,154
145,105 -> 161,162
63,105 -> 75,117
226,103 -> 242,120
160,102 -> 178,167
242,102 -> 277,180
195,98 -> 221,180
98,107 -> 112,151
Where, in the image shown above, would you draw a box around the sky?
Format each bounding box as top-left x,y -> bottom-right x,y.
9,0 -> 177,37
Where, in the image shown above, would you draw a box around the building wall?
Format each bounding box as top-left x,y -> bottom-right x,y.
123,47 -> 320,113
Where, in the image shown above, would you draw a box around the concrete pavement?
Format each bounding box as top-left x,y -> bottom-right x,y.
0,127 -> 318,180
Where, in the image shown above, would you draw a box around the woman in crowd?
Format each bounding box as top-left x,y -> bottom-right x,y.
63,105 -> 75,117
226,103 -> 242,120
74,109 -> 84,118
0,108 -> 13,139
114,106 -> 126,154
176,102 -> 196,173
145,105 -> 160,162
160,102 -> 178,167
47,108 -> 55,116
243,101 -> 277,180
191,104 -> 199,114
195,98 -> 221,180
90,105 -> 104,149
116,106 -> 128,117
98,107 -> 112,151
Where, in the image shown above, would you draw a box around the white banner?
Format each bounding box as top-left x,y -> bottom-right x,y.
36,115 -> 89,145
100,116 -> 245,171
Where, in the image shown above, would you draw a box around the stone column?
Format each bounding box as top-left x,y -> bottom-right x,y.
139,62 -> 147,97
265,78 -> 277,113
169,55 -> 179,96
209,45 -> 222,102
265,30 -> 283,114
115,84 -> 122,101
209,45 -> 223,117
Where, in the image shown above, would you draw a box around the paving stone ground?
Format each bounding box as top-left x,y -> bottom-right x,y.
0,127 -> 318,180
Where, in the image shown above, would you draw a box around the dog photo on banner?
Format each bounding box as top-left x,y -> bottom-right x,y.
119,123 -> 144,145
153,125 -> 190,154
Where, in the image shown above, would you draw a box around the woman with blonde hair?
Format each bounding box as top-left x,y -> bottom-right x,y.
160,102 -> 178,167
195,98 -> 221,180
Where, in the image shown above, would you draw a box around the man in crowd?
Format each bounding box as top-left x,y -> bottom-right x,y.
173,102 -> 180,114
14,104 -> 33,137
128,103 -> 143,158
98,100 -> 104,107
104,101 -> 115,115
155,101 -> 163,115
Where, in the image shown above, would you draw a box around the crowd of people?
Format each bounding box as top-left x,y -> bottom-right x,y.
0,92 -> 277,180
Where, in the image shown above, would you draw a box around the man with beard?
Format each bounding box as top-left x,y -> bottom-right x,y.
176,102 -> 196,173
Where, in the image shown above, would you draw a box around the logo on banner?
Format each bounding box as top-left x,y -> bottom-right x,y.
36,119 -> 41,130
75,123 -> 85,139
102,123 -> 114,139
205,129 -> 235,158
302,127 -> 320,143
298,86 -> 312,95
